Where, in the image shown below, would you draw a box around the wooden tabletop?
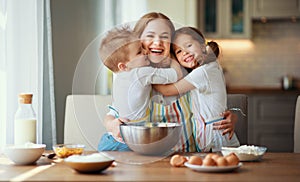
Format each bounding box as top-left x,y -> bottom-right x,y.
1,152 -> 300,181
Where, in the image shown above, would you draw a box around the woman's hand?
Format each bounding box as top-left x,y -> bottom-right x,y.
104,115 -> 129,141
170,59 -> 183,80
212,110 -> 238,139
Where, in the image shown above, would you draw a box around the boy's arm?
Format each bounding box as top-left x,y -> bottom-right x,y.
104,113 -> 129,139
153,78 -> 195,96
170,59 -> 183,80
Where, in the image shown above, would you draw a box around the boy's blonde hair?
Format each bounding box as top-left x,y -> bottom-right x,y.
99,26 -> 139,72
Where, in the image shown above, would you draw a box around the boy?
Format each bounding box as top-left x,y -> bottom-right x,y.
98,26 -> 181,151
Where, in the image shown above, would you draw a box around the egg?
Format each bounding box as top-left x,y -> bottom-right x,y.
211,154 -> 220,161
202,155 -> 216,166
215,157 -> 228,166
225,153 -> 240,166
205,153 -> 214,158
170,154 -> 187,167
188,156 -> 202,165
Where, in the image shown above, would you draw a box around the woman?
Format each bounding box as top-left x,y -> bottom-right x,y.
99,12 -> 237,152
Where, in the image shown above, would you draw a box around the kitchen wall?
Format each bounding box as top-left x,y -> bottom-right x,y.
146,0 -> 197,27
146,0 -> 300,89
50,0 -> 300,143
51,0 -> 103,143
218,20 -> 300,88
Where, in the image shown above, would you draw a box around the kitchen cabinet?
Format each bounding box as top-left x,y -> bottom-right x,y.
252,0 -> 300,19
248,94 -> 298,152
198,0 -> 251,39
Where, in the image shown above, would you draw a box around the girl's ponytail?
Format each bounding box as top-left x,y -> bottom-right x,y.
207,41 -> 220,58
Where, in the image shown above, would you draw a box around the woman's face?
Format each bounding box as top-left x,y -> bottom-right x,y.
173,34 -> 206,69
140,19 -> 171,64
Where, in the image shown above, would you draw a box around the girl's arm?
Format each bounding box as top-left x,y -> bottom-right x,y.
153,78 -> 195,96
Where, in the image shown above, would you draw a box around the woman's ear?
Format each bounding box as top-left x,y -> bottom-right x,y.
118,62 -> 127,71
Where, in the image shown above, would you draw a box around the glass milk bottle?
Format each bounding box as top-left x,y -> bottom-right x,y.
14,93 -> 37,144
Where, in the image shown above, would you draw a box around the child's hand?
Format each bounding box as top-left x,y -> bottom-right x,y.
105,115 -> 129,139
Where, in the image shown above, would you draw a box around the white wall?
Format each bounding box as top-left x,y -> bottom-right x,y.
51,0 -> 103,143
219,20 -> 300,88
146,0 -> 197,27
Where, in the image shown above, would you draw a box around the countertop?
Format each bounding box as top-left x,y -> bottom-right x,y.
1,152 -> 300,181
227,87 -> 300,95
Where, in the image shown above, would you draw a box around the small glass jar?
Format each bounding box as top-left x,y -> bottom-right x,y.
14,93 -> 37,144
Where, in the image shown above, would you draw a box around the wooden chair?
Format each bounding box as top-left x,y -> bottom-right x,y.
227,94 -> 248,145
294,96 -> 300,153
64,95 -> 111,150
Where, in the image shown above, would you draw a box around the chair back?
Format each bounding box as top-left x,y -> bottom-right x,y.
294,96 -> 300,153
64,95 -> 112,150
227,94 -> 248,145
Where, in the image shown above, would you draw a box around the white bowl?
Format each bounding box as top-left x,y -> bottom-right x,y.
3,143 -> 46,165
221,145 -> 267,161
64,153 -> 114,173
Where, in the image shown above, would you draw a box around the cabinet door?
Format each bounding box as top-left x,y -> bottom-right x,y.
198,0 -> 251,39
198,0 -> 221,38
248,95 -> 296,152
225,0 -> 251,38
252,0 -> 300,19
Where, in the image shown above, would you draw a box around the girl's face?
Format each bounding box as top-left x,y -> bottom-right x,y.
173,34 -> 206,69
140,19 -> 171,64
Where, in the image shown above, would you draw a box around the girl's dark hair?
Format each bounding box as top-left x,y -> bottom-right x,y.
172,27 -> 205,45
207,41 -> 219,58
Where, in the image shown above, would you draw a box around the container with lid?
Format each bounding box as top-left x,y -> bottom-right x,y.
14,93 -> 37,144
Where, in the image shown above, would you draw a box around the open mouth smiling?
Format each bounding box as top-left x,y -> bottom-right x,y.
183,55 -> 195,63
150,48 -> 164,55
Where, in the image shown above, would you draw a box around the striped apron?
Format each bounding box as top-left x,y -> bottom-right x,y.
149,93 -> 196,152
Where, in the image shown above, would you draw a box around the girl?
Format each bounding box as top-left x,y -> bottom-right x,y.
153,27 -> 240,152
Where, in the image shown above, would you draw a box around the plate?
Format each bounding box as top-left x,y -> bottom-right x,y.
184,162 -> 242,173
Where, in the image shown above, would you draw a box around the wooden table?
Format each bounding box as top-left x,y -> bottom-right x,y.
1,152 -> 300,181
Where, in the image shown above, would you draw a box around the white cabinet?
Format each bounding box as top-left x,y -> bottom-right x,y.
252,0 -> 300,19
198,0 -> 251,39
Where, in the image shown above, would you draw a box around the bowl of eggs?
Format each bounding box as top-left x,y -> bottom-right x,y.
221,145 -> 267,161
120,122 -> 182,155
2,143 -> 46,165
